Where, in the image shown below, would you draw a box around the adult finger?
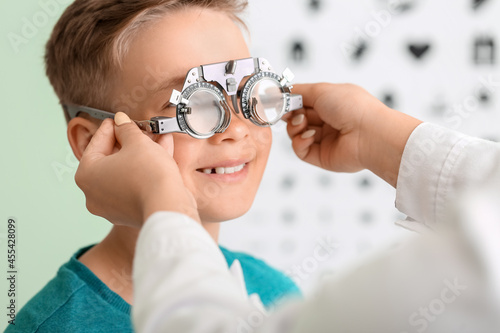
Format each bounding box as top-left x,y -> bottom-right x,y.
280,110 -> 294,122
292,130 -> 316,161
82,118 -> 116,160
156,133 -> 175,157
286,110 -> 308,139
303,107 -> 326,127
291,83 -> 329,108
114,112 -> 148,148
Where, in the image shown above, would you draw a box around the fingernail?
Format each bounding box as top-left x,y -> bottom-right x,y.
291,114 -> 304,126
301,129 -> 316,139
115,112 -> 131,126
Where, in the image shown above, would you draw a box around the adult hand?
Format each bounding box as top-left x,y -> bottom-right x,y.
286,83 -> 422,187
75,112 -> 199,227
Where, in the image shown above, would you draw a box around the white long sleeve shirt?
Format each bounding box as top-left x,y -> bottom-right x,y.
132,123 -> 500,333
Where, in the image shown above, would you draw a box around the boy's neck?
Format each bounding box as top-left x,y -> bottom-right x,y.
78,220 -> 220,305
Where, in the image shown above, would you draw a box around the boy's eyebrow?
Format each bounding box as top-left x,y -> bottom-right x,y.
152,76 -> 187,94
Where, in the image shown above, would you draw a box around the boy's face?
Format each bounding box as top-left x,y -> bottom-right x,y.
109,7 -> 272,223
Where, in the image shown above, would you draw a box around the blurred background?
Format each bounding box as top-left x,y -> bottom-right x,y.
1,0 -> 499,312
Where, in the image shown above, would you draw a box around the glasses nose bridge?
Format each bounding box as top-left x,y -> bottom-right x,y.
218,86 -> 242,117
228,93 -> 241,116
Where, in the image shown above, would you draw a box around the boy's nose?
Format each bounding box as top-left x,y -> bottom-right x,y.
208,102 -> 249,144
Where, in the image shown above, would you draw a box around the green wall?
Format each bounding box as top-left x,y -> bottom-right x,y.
0,0 -> 111,325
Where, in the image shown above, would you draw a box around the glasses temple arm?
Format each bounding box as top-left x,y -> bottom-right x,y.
64,104 -> 182,134
64,104 -> 115,120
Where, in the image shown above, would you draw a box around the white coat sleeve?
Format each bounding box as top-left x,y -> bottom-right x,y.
132,212 -> 500,333
395,122 -> 500,230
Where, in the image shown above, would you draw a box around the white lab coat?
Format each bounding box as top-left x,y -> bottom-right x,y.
132,123 -> 500,333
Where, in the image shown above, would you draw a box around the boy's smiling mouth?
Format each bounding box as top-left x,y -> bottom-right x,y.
199,163 -> 246,175
195,159 -> 250,181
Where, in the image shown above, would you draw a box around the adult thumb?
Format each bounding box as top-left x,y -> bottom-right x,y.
114,112 -> 143,147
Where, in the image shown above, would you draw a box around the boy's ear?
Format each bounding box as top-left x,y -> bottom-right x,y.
67,117 -> 101,161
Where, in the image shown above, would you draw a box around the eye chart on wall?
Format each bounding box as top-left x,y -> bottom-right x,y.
219,0 -> 500,293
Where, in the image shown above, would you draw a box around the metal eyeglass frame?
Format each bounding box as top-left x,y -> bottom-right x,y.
64,57 -> 303,139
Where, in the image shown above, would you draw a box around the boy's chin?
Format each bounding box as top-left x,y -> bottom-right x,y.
198,205 -> 252,224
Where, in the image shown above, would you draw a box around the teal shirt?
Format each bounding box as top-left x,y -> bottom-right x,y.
5,245 -> 301,332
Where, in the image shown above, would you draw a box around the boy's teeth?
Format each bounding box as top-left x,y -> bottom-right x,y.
202,163 -> 245,175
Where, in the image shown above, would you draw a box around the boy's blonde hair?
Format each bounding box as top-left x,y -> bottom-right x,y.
45,0 -> 248,122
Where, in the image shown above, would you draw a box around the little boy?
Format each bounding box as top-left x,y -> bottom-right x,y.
7,1 -> 300,332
